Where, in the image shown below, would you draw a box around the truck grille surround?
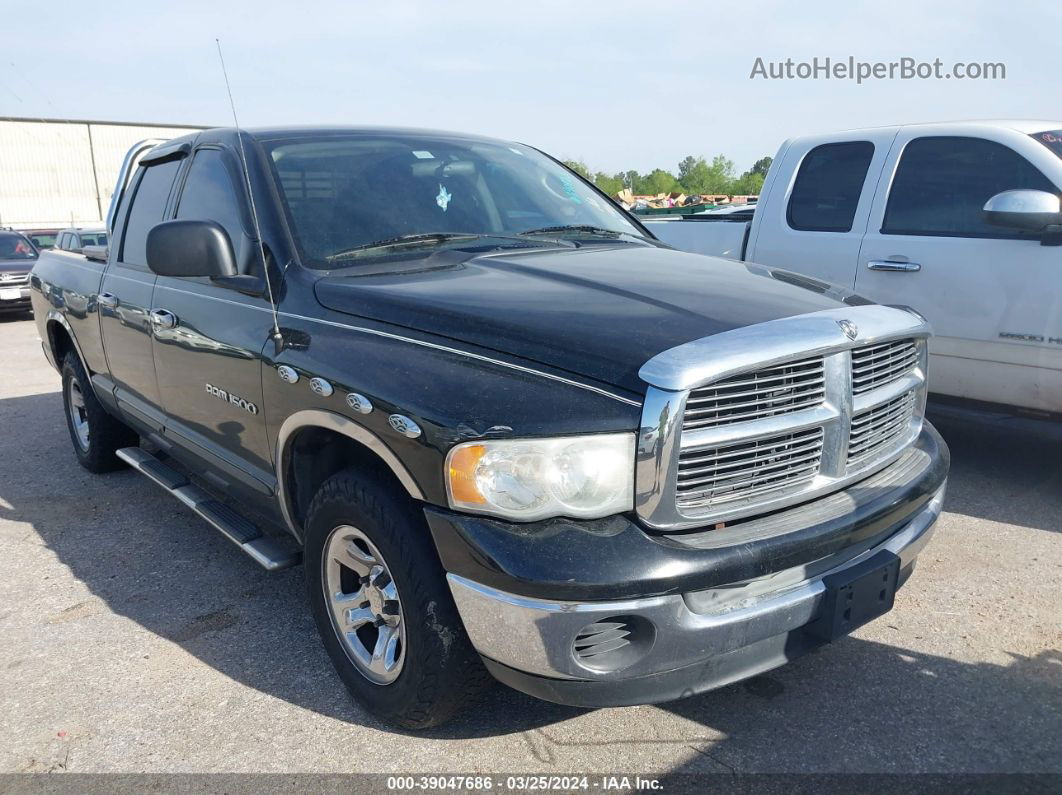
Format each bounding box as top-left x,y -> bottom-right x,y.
635,306 -> 930,531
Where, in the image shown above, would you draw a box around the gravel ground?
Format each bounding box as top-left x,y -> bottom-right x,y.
0,313 -> 1058,777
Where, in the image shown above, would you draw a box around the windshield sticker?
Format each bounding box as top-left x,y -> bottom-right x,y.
1031,130 -> 1062,159
560,176 -> 583,204
412,150 -> 435,159
436,184 -> 452,211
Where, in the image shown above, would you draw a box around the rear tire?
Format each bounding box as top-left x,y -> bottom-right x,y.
304,467 -> 491,729
61,352 -> 137,473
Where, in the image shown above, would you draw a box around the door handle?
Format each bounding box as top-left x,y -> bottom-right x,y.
98,292 -> 118,308
867,259 -> 921,272
150,308 -> 179,329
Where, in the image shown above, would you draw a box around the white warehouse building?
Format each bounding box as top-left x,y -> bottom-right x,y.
0,117 -> 202,229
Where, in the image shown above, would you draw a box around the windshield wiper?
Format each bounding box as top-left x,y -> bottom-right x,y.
326,232 -> 573,262
327,233 -> 480,261
518,225 -> 653,243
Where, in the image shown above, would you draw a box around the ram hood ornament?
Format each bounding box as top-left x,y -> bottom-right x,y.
837,319 -> 859,340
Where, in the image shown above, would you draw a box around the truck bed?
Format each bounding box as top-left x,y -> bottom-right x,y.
645,216 -> 751,260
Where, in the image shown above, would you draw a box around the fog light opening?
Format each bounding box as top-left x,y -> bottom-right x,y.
572,615 -> 655,673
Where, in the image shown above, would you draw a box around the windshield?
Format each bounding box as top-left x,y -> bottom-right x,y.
264,134 -> 644,267
79,232 -> 108,247
1031,130 -> 1062,159
0,233 -> 38,261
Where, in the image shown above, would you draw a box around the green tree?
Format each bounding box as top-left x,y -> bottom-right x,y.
677,155 -> 698,184
677,155 -> 736,195
731,171 -> 765,196
678,157 -> 710,193
638,168 -> 680,195
750,156 -> 773,177
593,172 -> 626,196
703,155 -> 735,194
562,159 -> 591,179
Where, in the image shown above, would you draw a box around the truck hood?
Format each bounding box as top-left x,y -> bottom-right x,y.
0,258 -> 37,273
314,245 -> 858,395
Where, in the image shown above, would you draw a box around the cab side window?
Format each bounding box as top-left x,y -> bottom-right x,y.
176,148 -> 251,272
120,159 -> 181,268
883,136 -> 1059,238
787,141 -> 875,233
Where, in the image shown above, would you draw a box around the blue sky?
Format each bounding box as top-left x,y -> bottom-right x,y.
4,0 -> 1058,174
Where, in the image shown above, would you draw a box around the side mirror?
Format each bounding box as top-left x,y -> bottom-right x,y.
983,190 -> 1062,232
146,220 -> 238,278
82,244 -> 108,263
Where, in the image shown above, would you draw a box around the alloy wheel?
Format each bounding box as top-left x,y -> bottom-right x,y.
323,525 -> 406,685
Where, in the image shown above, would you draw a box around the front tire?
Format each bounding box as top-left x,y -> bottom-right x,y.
304,468 -> 491,729
61,352 -> 137,473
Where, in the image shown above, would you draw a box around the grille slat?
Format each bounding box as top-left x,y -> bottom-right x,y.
682,356 -> 826,431
685,376 -> 825,406
685,383 -> 826,417
848,392 -> 916,465
685,367 -> 824,402
677,457 -> 822,494
678,435 -> 825,477
677,428 -> 824,509
851,339 -> 918,394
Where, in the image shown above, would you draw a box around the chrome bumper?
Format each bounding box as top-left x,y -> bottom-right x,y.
448,485 -> 945,682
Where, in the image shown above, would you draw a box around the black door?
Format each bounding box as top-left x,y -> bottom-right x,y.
150,146 -> 276,496
98,158 -> 182,431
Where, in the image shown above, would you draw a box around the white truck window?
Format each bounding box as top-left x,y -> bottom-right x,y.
786,141 -> 875,233
882,136 -> 1057,239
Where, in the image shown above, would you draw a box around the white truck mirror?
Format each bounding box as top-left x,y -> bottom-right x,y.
983,189 -> 1062,232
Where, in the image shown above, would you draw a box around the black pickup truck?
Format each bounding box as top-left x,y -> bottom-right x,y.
30,127 -> 949,728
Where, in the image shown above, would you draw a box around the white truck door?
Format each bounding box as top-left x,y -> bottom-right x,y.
855,129 -> 1062,414
747,130 -> 896,288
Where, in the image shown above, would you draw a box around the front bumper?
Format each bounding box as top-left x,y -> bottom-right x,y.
0,285 -> 31,310
427,425 -> 949,707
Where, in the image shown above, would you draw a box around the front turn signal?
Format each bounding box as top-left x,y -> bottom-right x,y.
447,443 -> 488,505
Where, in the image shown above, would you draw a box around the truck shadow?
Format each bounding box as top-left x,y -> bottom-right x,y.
491,644 -> 1061,775
0,311 -> 33,324
0,389 -> 1058,754
929,414 -> 1062,535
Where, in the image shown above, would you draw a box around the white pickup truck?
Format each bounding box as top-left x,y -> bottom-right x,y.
648,120 -> 1062,422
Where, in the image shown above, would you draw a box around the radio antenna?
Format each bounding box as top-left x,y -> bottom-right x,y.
215,38 -> 284,353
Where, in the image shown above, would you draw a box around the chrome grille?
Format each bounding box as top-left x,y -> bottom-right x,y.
851,338 -> 918,395
0,272 -> 30,285
635,306 -> 932,531
848,391 -> 917,466
683,356 -> 825,430
676,427 -> 824,510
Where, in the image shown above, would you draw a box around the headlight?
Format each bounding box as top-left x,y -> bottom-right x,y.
445,433 -> 635,522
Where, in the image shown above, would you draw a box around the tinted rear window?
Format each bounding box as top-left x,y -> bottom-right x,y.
176,149 -> 249,269
28,233 -> 56,248
787,141 -> 875,233
120,160 -> 181,266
